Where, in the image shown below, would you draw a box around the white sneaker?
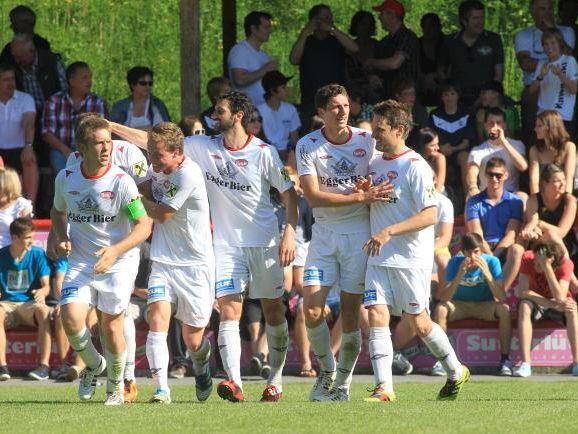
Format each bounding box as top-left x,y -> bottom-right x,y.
431,361 -> 446,376
309,370 -> 336,401
104,389 -> 125,406
78,356 -> 107,401
513,362 -> 532,378
328,386 -> 350,401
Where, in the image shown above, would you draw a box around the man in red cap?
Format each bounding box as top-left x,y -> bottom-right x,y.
364,0 -> 419,100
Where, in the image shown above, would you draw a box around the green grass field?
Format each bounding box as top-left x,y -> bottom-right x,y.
1,380 -> 578,433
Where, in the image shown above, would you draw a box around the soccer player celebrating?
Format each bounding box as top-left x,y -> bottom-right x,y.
49,117 -> 151,405
363,99 -> 469,402
295,84 -> 391,401
139,122 -> 215,404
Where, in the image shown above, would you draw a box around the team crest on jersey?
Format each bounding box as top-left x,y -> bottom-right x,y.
133,161 -> 147,177
353,148 -> 366,157
100,191 -> 115,200
217,161 -> 238,179
387,171 -> 398,180
235,159 -> 248,167
331,157 -> 357,176
76,194 -> 101,213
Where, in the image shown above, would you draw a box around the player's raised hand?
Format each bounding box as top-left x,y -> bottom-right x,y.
362,229 -> 391,256
94,246 -> 120,273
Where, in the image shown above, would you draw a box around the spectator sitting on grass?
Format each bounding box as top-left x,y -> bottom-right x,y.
433,232 -> 512,376
0,217 -> 51,381
514,239 -> 578,377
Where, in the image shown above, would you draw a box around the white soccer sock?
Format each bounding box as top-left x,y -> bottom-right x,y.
334,329 -> 362,391
265,321 -> 289,390
67,327 -> 102,370
421,322 -> 463,380
106,350 -> 126,394
368,327 -> 394,394
189,336 -> 211,376
123,314 -> 136,381
146,331 -> 169,391
307,321 -> 336,373
218,320 -> 242,388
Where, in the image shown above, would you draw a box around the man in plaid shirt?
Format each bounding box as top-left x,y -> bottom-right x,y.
42,61 -> 108,174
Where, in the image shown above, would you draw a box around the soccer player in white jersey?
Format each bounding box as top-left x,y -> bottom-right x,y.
65,114 -> 148,402
295,84 -> 391,401
362,99 -> 469,402
48,116 -> 151,405
138,122 -> 215,404
185,91 -> 297,402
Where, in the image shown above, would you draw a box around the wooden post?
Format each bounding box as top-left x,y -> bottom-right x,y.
179,0 -> 200,118
222,0 -> 237,76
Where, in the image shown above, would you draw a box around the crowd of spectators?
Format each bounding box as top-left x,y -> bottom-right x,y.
1,0 -> 578,380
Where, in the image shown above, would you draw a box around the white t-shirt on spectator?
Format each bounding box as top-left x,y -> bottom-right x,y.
257,101 -> 301,152
227,40 -> 271,106
514,25 -> 576,86
184,134 -> 292,247
0,90 -> 35,149
534,54 -> 578,121
467,138 -> 526,192
0,197 -> 33,248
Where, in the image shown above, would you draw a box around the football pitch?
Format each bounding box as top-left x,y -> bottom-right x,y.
1,376 -> 578,434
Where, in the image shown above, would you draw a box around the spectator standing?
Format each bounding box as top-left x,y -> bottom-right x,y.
290,4 -> 358,130
0,5 -> 52,64
0,63 -> 38,203
515,0 -> 575,145
110,66 -> 170,130
227,11 -> 277,106
558,0 -> 578,59
0,218 -> 51,381
0,168 -> 32,248
439,0 -> 504,108
364,0 -> 419,100
42,62 -> 108,174
515,240 -> 578,377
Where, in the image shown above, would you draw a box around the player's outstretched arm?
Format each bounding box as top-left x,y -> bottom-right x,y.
300,174 -> 392,208
93,211 -> 152,274
278,187 -> 298,267
109,122 -> 149,150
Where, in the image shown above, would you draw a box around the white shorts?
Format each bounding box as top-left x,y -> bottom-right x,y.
303,224 -> 368,294
61,268 -> 136,315
293,239 -> 310,268
214,244 -> 284,300
147,262 -> 215,328
364,265 -> 431,316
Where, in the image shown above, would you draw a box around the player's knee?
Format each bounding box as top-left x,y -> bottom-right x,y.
35,306 -> 51,322
517,300 -> 532,319
304,304 -> 324,324
495,302 -> 511,319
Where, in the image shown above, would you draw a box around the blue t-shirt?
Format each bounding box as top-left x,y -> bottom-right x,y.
445,253 -> 502,302
0,245 -> 51,302
465,190 -> 523,244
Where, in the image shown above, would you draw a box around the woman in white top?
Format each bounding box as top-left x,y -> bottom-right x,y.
0,167 -> 32,248
110,66 -> 170,130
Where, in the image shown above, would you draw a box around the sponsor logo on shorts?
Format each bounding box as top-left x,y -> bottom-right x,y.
363,289 -> 377,303
215,278 -> 235,293
100,190 -> 115,199
61,287 -> 79,300
353,148 -> 366,157
148,286 -> 166,299
303,269 -> 323,282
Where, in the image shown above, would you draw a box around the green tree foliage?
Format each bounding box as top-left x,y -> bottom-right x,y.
0,0 -> 540,118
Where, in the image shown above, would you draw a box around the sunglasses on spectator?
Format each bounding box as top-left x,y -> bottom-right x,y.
193,128 -> 205,135
138,80 -> 154,86
486,172 -> 504,180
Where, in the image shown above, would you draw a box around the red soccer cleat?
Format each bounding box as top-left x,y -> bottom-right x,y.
217,379 -> 245,403
260,384 -> 282,402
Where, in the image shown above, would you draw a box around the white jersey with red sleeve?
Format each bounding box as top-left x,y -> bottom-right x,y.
184,134 -> 292,247
66,140 -> 148,185
53,164 -> 141,273
295,126 -> 373,233
368,148 -> 437,268
148,156 -> 214,266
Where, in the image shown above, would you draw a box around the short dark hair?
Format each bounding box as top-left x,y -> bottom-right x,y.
314,84 -> 348,110
438,79 -> 460,97
66,61 -> 90,82
10,217 -> 35,238
127,66 -> 153,86
9,5 -> 35,25
206,76 -> 231,104
459,0 -> 484,28
373,99 -> 413,141
308,4 -> 331,21
349,10 -> 375,37
484,107 -> 506,122
393,78 -> 416,96
218,90 -> 255,129
532,240 -> 565,269
244,11 -> 272,37
461,232 -> 483,251
485,156 -> 507,172
420,13 -> 441,30
75,116 -> 110,146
